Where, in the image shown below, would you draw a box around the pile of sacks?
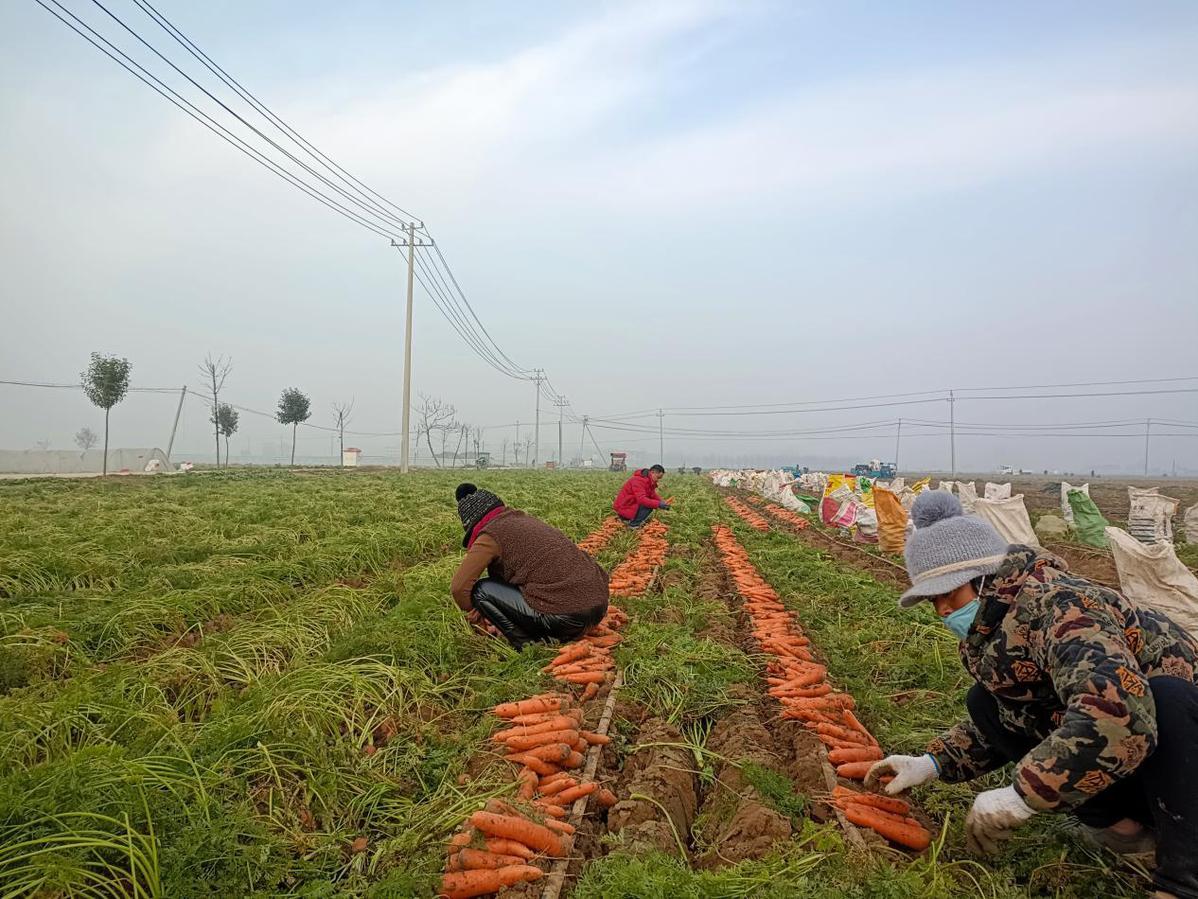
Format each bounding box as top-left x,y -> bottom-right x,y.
819,474 -> 934,550
708,469 -> 813,515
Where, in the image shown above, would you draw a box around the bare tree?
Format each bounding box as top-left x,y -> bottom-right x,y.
34,439 -> 51,452
198,355 -> 232,467
81,353 -> 132,476
75,427 -> 98,454
332,399 -> 354,466
415,393 -> 456,468
276,388 -> 311,466
452,422 -> 469,468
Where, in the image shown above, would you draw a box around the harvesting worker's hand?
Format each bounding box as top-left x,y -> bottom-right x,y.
658,502 -> 671,511
864,753 -> 939,795
964,786 -> 1035,855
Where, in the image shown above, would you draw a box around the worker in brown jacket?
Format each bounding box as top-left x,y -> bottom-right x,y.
450,483 -> 609,649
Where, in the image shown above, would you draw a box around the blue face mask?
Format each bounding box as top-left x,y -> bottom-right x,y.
943,598 -> 980,640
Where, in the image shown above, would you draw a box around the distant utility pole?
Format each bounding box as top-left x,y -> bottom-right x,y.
579,415 -> 588,461
393,221 -> 432,474
532,369 -> 546,468
1144,418 -> 1152,476
515,420 -> 521,467
554,396 -> 568,468
948,390 -> 956,476
657,409 -> 665,464
166,385 -> 187,462
894,417 -> 902,472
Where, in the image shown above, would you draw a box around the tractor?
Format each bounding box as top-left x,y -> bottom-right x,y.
609,452 -> 628,472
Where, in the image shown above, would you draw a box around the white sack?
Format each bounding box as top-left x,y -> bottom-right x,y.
1186,504 -> 1198,544
1128,491 -> 1179,545
973,495 -> 1040,548
1106,526 -> 1198,638
984,482 -> 1012,501
955,481 -> 979,513
936,481 -> 954,493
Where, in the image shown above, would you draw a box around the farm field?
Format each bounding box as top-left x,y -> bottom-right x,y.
0,470 -> 1157,897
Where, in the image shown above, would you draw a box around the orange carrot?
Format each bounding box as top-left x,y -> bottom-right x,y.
832,788 -> 911,817
562,751 -> 586,769
521,743 -> 574,764
493,716 -> 578,742
560,671 -> 607,684
467,811 -> 563,855
580,731 -> 611,745
439,864 -> 544,898
539,771 -> 574,788
516,767 -> 538,800
494,698 -> 563,719
504,754 -> 558,777
483,838 -> 535,860
446,830 -> 474,854
827,746 -> 884,765
840,803 -> 931,851
534,802 -> 566,817
581,682 -> 600,700
537,777 -> 578,797
543,818 -> 575,835
595,788 -> 618,808
555,782 -> 598,804
510,708 -> 582,726
503,730 -> 581,753
836,761 -> 875,780
452,848 -> 526,870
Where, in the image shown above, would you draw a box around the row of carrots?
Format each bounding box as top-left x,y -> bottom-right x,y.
723,496 -> 771,532
576,515 -> 625,556
607,519 -> 669,596
710,524 -> 932,852
439,518 -> 669,897
760,500 -> 811,531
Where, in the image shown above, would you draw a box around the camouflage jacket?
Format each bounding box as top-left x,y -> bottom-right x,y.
927,546 -> 1198,812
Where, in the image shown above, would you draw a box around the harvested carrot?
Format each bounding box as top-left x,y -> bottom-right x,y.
446,830 -> 474,854
439,864 -> 543,899
815,723 -> 872,745
537,777 -> 578,797
840,803 -> 931,851
560,671 -> 608,685
833,787 -> 911,817
503,729 -> 580,753
580,731 -> 611,745
521,742 -> 574,764
555,781 -> 598,804
493,697 -> 563,719
828,746 -> 884,765
562,751 -> 586,769
543,818 -> 575,835
452,848 -> 526,870
467,812 -> 563,855
595,787 -> 618,808
493,716 -> 578,741
504,754 -> 558,776
516,767 -> 538,800
534,802 -> 566,817
835,761 -> 875,780
539,771 -> 574,788
483,838 -> 535,860
580,682 -> 600,700
509,708 -> 582,726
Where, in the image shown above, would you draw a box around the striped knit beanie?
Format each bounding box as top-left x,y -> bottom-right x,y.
456,483 -> 504,547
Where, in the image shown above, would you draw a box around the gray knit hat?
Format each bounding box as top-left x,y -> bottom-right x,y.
456,483 -> 504,547
899,491 -> 1010,608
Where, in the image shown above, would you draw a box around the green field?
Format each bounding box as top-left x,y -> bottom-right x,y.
0,471 -> 1146,897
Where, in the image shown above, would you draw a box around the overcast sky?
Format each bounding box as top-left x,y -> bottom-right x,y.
2,0 -> 1196,473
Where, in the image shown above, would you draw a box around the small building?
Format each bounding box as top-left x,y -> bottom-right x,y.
342,447 -> 362,468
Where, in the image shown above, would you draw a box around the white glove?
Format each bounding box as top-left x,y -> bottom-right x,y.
864,753 -> 939,795
965,785 -> 1036,855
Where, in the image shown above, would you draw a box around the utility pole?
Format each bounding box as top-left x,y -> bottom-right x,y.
657,408 -> 665,464
579,415 -> 588,462
393,222 -> 431,474
894,417 -> 902,473
515,421 -> 521,467
554,396 -> 568,468
166,385 -> 187,462
532,369 -> 546,469
1144,418 -> 1151,476
948,390 -> 956,476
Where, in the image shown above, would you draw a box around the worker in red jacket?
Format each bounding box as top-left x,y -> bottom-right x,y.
613,464 -> 671,528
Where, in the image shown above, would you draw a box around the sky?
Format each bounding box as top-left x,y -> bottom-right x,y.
1,0 -> 1196,473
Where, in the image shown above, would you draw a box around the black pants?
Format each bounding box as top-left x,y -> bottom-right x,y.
619,505 -> 653,528
471,578 -> 606,651
966,678 -> 1198,898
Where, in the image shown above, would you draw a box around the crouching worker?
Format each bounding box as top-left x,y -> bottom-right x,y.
450,483 -> 609,650
865,491 -> 1198,899
614,463 -> 670,528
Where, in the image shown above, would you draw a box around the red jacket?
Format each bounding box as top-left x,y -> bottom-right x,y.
613,469 -> 663,518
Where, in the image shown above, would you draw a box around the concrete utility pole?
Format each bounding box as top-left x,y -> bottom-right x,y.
657,408 -> 665,464
579,415 -> 588,461
894,417 -> 902,472
554,396 -> 568,468
166,385 -> 187,462
393,222 -> 431,474
1144,418 -> 1152,476
532,369 -> 546,468
948,391 -> 956,476
515,421 -> 521,467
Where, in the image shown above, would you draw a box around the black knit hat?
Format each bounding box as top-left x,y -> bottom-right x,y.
456,483 -> 504,547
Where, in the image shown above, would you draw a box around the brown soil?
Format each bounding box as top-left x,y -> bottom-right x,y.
1043,542 -> 1121,588
606,717 -> 700,856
